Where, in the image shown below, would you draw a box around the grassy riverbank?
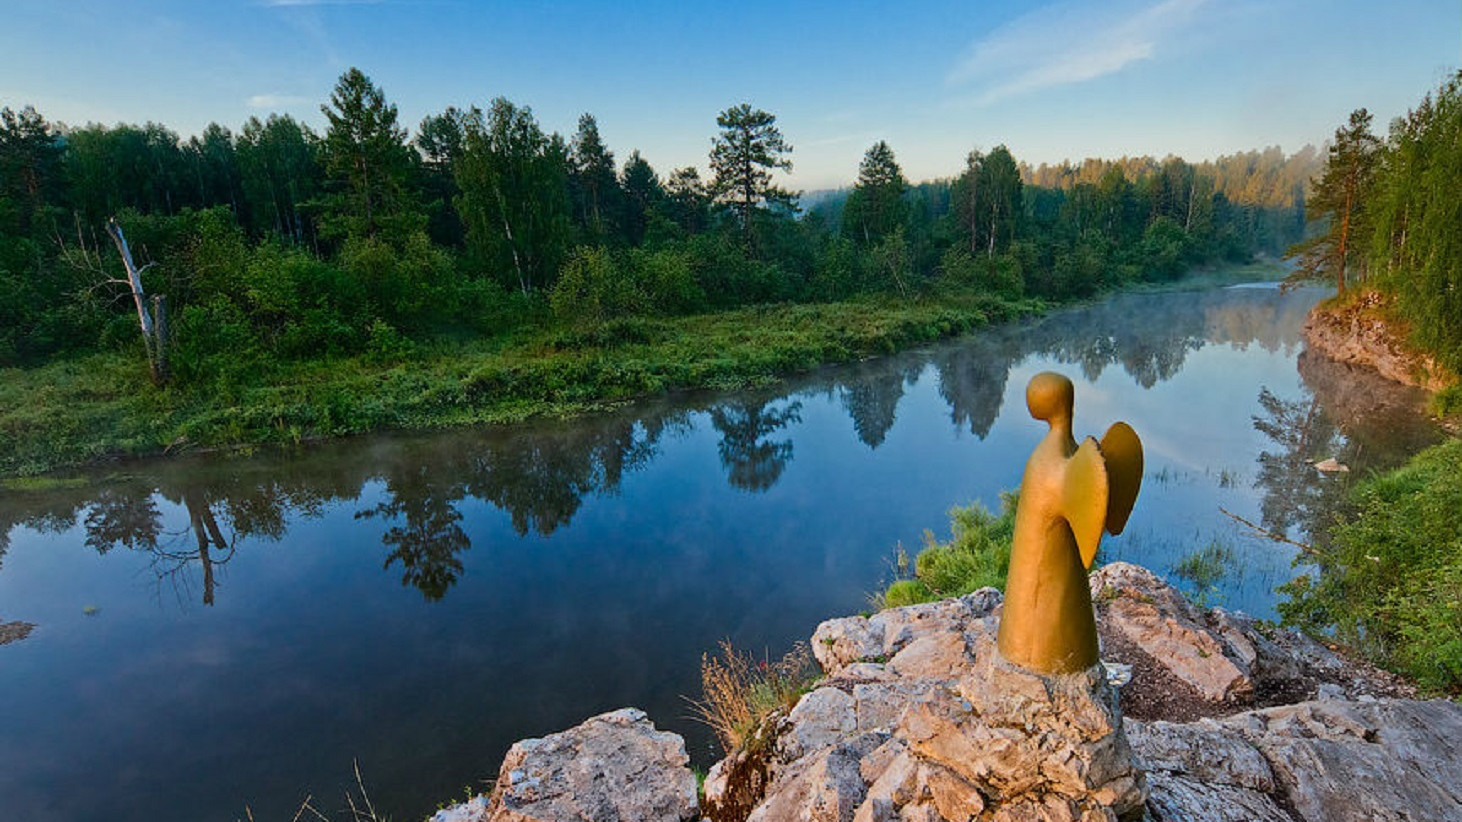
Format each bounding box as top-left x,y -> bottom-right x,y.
1280,437 -> 1462,694
0,292 -> 1036,477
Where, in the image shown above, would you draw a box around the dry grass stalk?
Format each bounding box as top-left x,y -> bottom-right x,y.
688,639 -> 819,754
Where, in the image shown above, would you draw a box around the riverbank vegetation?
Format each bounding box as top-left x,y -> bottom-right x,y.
1291,70 -> 1462,399
876,496 -> 1017,609
1272,71 -> 1462,695
1279,439 -> 1462,694
1,68 -> 1314,476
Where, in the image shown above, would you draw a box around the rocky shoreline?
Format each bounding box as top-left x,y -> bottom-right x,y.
430,562 -> 1460,822
1301,292 -> 1454,393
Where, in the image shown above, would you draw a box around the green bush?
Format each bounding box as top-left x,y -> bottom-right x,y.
1279,438 -> 1462,693
874,494 -> 1017,609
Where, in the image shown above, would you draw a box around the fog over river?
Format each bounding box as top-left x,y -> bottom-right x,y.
0,282 -> 1441,822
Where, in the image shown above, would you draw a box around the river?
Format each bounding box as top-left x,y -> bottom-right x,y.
0,281 -> 1442,822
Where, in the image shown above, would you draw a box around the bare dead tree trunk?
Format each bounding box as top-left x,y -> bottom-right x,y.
104,218 -> 170,385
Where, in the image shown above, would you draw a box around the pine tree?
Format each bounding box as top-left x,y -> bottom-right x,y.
1289,108 -> 1380,293
318,67 -> 421,243
842,140 -> 908,246
709,103 -> 795,252
568,114 -> 621,244
619,150 -> 662,247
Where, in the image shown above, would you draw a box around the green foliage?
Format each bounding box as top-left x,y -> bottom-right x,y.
709,103 -> 795,251
1279,438 -> 1462,693
455,98 -> 573,296
843,141 -> 908,246
550,246 -> 638,321
1288,108 -> 1381,294
1171,538 -> 1237,606
874,495 -> 1017,609
1364,72 -> 1462,375
318,67 -> 424,244
1432,384 -> 1462,418
0,71 -> 1319,472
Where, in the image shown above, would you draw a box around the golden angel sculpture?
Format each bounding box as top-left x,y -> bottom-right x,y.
996,371 -> 1144,675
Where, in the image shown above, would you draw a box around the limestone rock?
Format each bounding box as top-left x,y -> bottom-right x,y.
1231,699 -> 1462,822
749,736 -> 882,822
1091,563 -> 1253,704
1302,295 -> 1453,392
750,620 -> 1145,822
483,708 -> 698,822
812,590 -> 1001,676
1127,699 -> 1462,822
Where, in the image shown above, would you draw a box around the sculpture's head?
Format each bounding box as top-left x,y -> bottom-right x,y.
1026,371 -> 1074,422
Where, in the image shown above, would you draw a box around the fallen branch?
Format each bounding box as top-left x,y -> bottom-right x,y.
1220,507 -> 1319,557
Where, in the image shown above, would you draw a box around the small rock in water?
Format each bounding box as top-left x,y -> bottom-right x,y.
1312,458 -> 1350,473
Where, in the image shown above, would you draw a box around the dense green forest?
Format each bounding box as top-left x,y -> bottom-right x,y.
1291,69 -> 1462,380
0,68 -> 1314,473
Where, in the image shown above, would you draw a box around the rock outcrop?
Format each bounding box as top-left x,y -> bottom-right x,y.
432,708 -> 699,822
1132,697 -> 1462,822
706,591 -> 1145,822
431,562 -> 1458,822
1302,293 -> 1453,392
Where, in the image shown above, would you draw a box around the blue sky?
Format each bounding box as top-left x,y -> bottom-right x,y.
1,0 -> 1457,189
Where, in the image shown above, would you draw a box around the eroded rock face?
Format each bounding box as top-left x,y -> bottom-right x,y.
1131,698 -> 1462,822
482,708 -> 698,822
722,595 -> 1146,822
1302,295 -> 1453,392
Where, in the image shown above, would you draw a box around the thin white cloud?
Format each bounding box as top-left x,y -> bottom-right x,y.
948,0 -> 1210,105
247,94 -> 313,109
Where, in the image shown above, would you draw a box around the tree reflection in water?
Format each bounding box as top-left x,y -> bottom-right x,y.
2,284 -> 1415,606
709,398 -> 803,492
1251,387 -> 1346,541
1249,347 -> 1443,547
839,361 -> 920,449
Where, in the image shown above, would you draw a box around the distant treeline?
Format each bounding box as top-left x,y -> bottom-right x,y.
0,67 -> 1315,380
1291,69 -> 1462,378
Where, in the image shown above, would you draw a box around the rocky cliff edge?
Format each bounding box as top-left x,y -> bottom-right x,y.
432,562 -> 1460,822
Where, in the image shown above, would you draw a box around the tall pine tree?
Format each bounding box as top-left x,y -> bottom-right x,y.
318,68 -> 421,244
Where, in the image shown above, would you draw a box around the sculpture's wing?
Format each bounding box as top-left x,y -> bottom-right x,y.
1064,437 -> 1110,570
1100,421 -> 1143,536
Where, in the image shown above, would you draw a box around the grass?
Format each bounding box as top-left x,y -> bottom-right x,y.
239,761 -> 390,822
0,293 -> 1038,478
1171,538 -> 1238,607
872,494 -> 1017,609
1279,437 -> 1462,694
688,639 -> 821,756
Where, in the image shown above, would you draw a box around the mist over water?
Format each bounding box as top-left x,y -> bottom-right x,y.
0,283 -> 1440,822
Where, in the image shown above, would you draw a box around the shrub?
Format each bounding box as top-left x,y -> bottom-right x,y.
1278,438 -> 1462,693
873,494 -> 1017,609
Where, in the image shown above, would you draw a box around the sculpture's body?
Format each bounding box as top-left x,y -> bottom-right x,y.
997,372 -> 1143,675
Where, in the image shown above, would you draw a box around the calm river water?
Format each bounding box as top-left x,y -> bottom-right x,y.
0,282 -> 1442,821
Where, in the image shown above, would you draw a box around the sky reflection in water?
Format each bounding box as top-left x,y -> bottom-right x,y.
0,284 -> 1441,822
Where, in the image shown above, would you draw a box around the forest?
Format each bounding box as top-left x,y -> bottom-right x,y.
0,67 -> 1317,473
1291,69 -> 1462,382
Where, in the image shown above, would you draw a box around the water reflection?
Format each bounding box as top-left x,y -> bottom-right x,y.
3,281 -> 1447,822
0,284 -> 1348,607
1247,345 -> 1444,546
839,361 -> 920,449
710,398 -> 803,491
